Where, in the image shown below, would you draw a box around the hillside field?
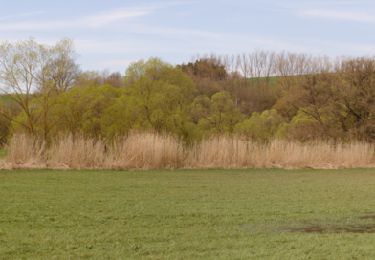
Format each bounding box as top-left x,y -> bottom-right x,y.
2,169 -> 375,258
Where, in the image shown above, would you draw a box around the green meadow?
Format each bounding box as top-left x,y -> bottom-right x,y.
2,169 -> 375,259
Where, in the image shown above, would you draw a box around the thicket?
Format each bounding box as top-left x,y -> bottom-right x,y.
0,39 -> 374,146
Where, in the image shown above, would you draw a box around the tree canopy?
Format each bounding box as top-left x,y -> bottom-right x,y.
0,39 -> 374,144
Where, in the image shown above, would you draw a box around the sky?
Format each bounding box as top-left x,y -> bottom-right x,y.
1,0 -> 374,73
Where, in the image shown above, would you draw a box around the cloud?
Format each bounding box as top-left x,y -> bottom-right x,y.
82,9 -> 151,27
298,9 -> 375,23
0,11 -> 45,22
0,1 -> 195,31
0,7 -> 154,31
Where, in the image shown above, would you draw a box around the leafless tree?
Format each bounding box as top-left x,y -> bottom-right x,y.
0,38 -> 79,140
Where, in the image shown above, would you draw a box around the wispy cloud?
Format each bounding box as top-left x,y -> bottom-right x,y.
0,1 -> 195,31
82,8 -> 151,27
0,6 -> 157,31
0,11 -> 45,22
298,9 -> 375,23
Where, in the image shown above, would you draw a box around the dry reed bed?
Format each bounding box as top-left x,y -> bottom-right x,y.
3,133 -> 375,169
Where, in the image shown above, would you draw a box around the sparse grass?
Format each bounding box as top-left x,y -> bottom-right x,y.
2,168 -> 375,258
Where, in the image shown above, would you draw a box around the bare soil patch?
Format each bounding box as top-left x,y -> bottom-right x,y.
281,214 -> 375,233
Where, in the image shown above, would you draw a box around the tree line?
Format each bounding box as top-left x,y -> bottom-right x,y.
0,39 -> 374,145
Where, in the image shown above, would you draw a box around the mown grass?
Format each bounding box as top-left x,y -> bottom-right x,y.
1,168 -> 375,258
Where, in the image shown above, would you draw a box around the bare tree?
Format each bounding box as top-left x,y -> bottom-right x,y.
40,38 -> 80,93
236,51 -> 276,79
0,39 -> 45,135
0,38 -> 79,140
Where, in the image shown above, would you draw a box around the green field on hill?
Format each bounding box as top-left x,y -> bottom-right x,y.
0,149 -> 7,158
2,169 -> 375,259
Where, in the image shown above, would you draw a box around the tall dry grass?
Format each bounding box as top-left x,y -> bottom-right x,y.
188,136 -> 375,168
109,133 -> 184,169
6,134 -> 45,166
3,133 -> 375,169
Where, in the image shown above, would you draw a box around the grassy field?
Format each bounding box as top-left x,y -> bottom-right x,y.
0,148 -> 7,158
2,169 -> 375,259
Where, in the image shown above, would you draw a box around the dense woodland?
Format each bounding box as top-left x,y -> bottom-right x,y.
0,39 -> 374,146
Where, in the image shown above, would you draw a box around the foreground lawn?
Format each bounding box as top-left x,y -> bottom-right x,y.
1,169 -> 375,259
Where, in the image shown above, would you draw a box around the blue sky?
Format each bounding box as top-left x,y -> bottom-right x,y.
1,0 -> 374,73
